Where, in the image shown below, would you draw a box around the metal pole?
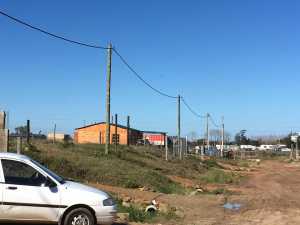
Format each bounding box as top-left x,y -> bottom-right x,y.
26,119 -> 30,144
206,113 -> 210,151
221,116 -> 224,157
115,114 -> 118,151
53,123 -> 56,144
296,137 -> 299,160
165,134 -> 168,161
17,137 -> 22,154
105,43 -> 112,155
186,136 -> 188,156
178,95 -> 182,159
127,116 -> 130,146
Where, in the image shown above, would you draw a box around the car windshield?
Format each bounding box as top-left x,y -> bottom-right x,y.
30,159 -> 65,184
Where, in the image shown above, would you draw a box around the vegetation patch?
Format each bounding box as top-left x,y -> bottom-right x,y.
116,198 -> 178,223
200,168 -> 241,184
25,141 -> 185,194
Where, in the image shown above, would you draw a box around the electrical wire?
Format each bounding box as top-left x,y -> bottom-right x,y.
181,97 -> 206,118
209,115 -> 221,128
113,47 -> 177,99
0,9 -> 222,121
0,9 -> 107,49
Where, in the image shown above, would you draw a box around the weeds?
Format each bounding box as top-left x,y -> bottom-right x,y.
200,168 -> 241,184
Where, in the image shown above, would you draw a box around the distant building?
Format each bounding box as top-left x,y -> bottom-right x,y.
74,122 -> 142,145
240,145 -> 257,151
143,131 -> 166,146
259,145 -> 275,151
47,133 -> 70,142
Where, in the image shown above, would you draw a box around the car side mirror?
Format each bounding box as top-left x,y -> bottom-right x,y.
46,177 -> 57,188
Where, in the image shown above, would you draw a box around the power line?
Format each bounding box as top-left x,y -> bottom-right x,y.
113,47 -> 177,99
209,115 -> 221,128
0,9 -> 107,49
181,97 -> 206,118
0,9 -> 222,123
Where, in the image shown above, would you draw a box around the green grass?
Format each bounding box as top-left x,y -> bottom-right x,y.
13,140 -> 243,194
116,198 -> 178,223
23,141 -> 187,194
200,168 -> 241,184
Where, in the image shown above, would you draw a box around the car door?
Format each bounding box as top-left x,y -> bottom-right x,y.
1,159 -> 61,222
0,159 -> 4,219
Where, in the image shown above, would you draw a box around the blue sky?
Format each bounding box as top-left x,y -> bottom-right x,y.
1,0 -> 300,138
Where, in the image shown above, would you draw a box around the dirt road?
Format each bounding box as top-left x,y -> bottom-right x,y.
15,160 -> 300,225
117,160 -> 300,225
220,160 -> 300,225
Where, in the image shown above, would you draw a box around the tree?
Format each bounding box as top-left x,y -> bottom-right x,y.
235,129 -> 249,145
15,126 -> 28,137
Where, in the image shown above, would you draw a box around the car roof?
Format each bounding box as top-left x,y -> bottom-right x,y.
0,152 -> 30,161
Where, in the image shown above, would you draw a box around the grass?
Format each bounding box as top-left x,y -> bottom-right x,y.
11,140 -> 244,194
116,198 -> 178,223
21,141 -> 188,194
200,168 -> 241,184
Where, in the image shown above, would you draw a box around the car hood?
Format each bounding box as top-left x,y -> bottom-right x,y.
63,181 -> 110,199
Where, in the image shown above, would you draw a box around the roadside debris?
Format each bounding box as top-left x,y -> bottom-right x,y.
145,199 -> 158,213
223,202 -> 242,210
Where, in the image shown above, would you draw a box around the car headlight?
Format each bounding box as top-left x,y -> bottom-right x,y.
103,198 -> 115,206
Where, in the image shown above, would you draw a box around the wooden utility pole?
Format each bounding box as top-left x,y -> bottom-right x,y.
53,123 -> 56,144
26,119 -> 30,144
127,116 -> 130,146
221,116 -> 224,158
105,43 -> 112,155
178,95 -> 182,159
115,114 -> 118,151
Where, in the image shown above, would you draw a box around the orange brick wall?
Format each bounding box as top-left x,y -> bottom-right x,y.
74,124 -> 142,145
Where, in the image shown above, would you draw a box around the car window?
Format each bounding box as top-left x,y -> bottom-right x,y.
30,159 -> 65,184
2,159 -> 47,186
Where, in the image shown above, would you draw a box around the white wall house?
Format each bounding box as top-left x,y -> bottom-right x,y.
259,145 -> 275,151
240,145 -> 257,151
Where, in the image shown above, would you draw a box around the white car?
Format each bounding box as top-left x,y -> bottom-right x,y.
0,153 -> 117,225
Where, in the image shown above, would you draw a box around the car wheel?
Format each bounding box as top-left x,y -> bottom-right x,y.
64,207 -> 95,225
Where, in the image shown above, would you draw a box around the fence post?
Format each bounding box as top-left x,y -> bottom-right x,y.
17,137 -> 22,154
165,134 -> 168,161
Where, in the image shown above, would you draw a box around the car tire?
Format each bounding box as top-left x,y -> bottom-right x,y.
64,207 -> 95,225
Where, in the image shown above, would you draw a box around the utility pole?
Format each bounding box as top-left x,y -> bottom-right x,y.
206,113 -> 210,151
221,116 -> 224,158
26,120 -> 30,144
178,95 -> 182,159
105,43 -> 112,155
115,114 -> 118,151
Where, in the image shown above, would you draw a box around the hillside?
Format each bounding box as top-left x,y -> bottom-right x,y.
20,140 -> 241,195
8,140 -> 254,224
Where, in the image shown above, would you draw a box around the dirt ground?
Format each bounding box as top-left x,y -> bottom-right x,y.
103,159 -> 300,225
16,159 -> 300,225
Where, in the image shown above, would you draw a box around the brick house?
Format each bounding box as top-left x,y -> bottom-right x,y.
74,122 -> 143,145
